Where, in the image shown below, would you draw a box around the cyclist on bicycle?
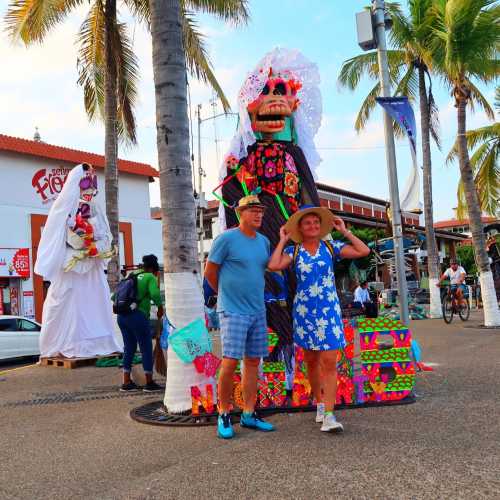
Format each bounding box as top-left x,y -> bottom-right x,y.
437,259 -> 467,306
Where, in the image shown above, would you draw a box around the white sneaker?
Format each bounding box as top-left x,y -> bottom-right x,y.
320,414 -> 344,433
315,403 -> 325,423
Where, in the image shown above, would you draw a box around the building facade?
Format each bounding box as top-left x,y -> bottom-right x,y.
180,183 -> 465,288
0,134 -> 161,321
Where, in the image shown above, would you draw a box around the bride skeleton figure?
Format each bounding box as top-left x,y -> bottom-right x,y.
35,163 -> 121,358
217,48 -> 322,375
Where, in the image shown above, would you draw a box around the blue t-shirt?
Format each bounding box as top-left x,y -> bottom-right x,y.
208,228 -> 270,314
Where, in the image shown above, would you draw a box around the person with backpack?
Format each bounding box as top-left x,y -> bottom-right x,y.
114,254 -> 164,392
268,206 -> 369,433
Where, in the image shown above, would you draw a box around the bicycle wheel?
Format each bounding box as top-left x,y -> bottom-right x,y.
442,296 -> 454,324
459,299 -> 470,321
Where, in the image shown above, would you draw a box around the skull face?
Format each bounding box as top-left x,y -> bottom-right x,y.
79,165 -> 98,203
247,76 -> 301,135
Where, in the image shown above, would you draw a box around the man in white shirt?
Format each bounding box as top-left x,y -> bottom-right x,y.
353,281 -> 377,317
437,259 -> 467,305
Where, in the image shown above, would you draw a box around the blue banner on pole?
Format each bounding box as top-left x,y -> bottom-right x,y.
376,96 -> 421,213
376,96 -> 417,153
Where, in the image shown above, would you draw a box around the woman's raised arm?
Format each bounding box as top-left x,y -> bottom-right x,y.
268,226 -> 294,271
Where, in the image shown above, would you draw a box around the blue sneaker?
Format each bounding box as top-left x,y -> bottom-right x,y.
240,411 -> 275,432
217,413 -> 234,439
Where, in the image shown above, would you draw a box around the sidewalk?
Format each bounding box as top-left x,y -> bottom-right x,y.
0,311 -> 498,499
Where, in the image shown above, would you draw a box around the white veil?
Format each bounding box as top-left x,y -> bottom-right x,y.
34,164 -> 85,281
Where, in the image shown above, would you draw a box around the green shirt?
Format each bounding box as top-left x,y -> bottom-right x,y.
132,270 -> 163,318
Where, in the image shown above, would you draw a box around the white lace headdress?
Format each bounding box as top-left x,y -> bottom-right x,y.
218,47 -> 323,227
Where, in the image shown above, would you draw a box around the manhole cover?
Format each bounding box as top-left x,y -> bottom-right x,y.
2,388 -> 154,407
130,395 -> 415,427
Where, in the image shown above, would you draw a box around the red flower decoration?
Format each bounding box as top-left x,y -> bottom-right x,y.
284,172 -> 299,197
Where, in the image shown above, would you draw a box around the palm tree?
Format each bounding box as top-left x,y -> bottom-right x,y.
149,0 -> 248,412
5,0 -> 238,289
431,0 -> 500,326
447,87 -> 499,219
338,0 -> 446,317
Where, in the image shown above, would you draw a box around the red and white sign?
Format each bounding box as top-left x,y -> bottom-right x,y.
0,248 -> 30,278
32,167 -> 71,202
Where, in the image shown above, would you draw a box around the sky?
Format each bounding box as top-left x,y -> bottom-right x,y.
0,0 -> 496,221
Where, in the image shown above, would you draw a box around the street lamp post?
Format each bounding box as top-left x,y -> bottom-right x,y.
196,105 -> 205,277
196,105 -> 238,276
356,0 -> 410,325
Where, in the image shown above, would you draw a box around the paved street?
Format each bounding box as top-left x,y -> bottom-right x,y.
1,311 -> 499,500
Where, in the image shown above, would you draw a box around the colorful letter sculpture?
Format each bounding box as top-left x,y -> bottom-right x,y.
358,317 -> 415,403
189,319 -> 415,415
336,320 -> 355,405
191,385 -> 215,416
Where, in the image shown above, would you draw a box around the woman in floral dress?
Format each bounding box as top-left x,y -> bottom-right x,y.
268,206 -> 369,432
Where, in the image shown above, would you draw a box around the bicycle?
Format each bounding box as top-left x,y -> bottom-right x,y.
440,285 -> 470,324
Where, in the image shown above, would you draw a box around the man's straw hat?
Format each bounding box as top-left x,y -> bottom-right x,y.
235,194 -> 266,214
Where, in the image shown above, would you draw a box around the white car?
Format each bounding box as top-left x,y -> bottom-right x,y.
0,315 -> 41,360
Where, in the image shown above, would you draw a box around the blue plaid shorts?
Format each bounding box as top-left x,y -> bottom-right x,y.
218,311 -> 268,359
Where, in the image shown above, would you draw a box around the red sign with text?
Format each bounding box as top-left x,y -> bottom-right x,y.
0,248 -> 30,278
32,167 -> 70,202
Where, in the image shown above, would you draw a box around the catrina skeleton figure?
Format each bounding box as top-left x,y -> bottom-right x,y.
216,48 -> 322,377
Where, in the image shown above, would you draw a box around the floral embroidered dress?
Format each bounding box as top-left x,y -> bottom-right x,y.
284,240 -> 346,351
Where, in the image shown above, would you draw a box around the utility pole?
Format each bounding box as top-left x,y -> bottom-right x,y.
197,104 -> 205,277
372,0 -> 409,325
356,1 -> 409,324
195,106 -> 239,277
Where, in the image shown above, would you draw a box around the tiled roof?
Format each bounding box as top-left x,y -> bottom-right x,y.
0,134 -> 158,178
434,217 -> 497,229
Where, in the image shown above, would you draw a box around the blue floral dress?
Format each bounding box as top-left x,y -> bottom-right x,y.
284,240 -> 346,351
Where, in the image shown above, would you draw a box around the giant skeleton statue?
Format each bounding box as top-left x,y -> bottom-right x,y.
35,163 -> 121,358
217,48 -> 322,385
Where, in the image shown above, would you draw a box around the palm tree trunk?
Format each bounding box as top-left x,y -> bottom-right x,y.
418,66 -> 441,318
456,92 -> 500,326
150,0 -> 206,412
104,0 -> 120,291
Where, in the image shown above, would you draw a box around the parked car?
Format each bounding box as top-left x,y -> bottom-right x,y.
0,315 -> 41,360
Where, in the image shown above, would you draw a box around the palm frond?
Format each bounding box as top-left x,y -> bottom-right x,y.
122,0 -> 150,27
77,1 -> 106,123
456,178 -> 468,219
474,142 -> 499,215
184,0 -> 249,24
354,82 -> 380,133
338,50 -> 406,91
469,139 -> 496,170
394,65 -> 418,101
76,4 -> 139,144
5,0 -> 82,43
466,79 -> 495,120
114,20 -> 140,144
427,73 -> 442,150
181,11 -> 230,111
431,0 -> 500,84
446,124 -> 499,163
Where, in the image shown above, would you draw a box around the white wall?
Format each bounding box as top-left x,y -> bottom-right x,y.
124,218 -> 163,265
0,151 -> 151,220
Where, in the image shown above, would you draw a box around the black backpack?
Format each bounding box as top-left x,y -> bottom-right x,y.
113,272 -> 143,315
